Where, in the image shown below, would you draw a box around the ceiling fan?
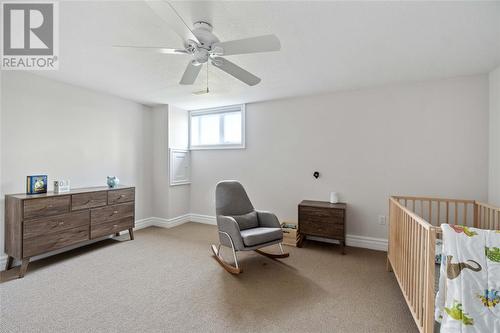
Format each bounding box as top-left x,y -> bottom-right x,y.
113,0 -> 281,87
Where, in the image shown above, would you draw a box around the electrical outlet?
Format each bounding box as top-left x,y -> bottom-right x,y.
378,215 -> 387,226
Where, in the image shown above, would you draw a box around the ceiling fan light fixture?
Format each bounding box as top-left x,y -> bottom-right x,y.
191,59 -> 203,66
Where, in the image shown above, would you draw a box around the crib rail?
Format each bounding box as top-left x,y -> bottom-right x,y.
392,196 -> 475,227
475,201 -> 500,230
388,197 -> 437,333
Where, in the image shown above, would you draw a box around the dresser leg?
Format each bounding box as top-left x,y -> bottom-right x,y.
19,258 -> 30,278
128,228 -> 134,240
5,256 -> 14,271
341,241 -> 346,255
115,232 -> 120,237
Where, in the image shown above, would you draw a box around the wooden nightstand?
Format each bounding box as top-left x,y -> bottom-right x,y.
297,200 -> 347,254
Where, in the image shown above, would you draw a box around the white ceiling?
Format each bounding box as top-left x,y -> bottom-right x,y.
33,1 -> 500,109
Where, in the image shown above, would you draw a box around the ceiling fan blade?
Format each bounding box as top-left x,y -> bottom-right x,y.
212,57 -> 261,86
144,0 -> 199,44
193,88 -> 209,95
180,61 -> 202,85
112,45 -> 188,54
211,34 -> 281,56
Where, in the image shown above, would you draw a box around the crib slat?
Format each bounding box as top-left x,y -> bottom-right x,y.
410,217 -> 417,308
425,229 -> 436,333
437,201 -> 441,225
446,202 -> 449,224
454,202 -> 458,225
463,204 -> 467,226
429,200 -> 433,225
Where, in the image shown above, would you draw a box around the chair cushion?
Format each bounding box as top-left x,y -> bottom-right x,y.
232,211 -> 259,230
240,227 -> 283,247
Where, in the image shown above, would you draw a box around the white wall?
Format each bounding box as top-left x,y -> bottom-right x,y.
189,75 -> 489,240
167,106 -> 190,218
0,71 -> 493,254
1,71 -> 154,258
489,67 -> 500,206
151,105 -> 170,219
151,105 -> 191,220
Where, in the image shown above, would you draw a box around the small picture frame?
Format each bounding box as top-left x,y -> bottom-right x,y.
26,175 -> 48,194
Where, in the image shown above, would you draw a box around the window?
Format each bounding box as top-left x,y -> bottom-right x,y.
189,105 -> 245,149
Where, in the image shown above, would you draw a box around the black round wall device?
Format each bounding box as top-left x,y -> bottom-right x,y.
313,171 -> 320,179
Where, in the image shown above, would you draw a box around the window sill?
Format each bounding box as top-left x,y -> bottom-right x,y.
189,144 -> 246,151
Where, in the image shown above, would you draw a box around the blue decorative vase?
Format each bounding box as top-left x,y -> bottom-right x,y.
107,176 -> 120,188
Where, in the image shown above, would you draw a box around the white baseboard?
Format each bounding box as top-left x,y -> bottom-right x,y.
0,215 -> 388,270
186,214 -> 388,251
134,217 -> 156,230
306,235 -> 388,251
150,214 -> 192,229
346,234 -> 388,251
189,213 -> 216,225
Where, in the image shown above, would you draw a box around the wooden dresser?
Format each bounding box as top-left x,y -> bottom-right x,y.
4,185 -> 135,278
297,200 -> 347,254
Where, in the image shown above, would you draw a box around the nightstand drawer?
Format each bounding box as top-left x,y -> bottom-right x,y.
91,202 -> 134,225
299,212 -> 344,225
91,217 -> 134,239
72,192 -> 107,211
108,188 -> 135,205
23,211 -> 89,239
299,206 -> 344,219
300,220 -> 344,239
24,196 -> 70,220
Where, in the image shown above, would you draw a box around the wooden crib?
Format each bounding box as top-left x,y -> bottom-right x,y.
387,196 -> 500,333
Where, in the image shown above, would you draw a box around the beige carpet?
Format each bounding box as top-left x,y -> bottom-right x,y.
0,223 -> 417,333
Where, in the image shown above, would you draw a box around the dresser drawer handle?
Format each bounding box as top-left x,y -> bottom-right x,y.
44,204 -> 53,209
113,224 -> 118,228
120,194 -> 126,198
58,221 -> 65,226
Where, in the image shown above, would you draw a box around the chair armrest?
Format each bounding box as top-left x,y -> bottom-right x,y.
217,215 -> 244,250
256,210 -> 281,228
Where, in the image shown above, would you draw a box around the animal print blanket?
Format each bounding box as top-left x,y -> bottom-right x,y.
435,224 -> 500,332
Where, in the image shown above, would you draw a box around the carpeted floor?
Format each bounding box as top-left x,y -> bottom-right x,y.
0,223 -> 418,333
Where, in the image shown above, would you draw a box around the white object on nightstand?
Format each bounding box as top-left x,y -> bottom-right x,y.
329,192 -> 339,203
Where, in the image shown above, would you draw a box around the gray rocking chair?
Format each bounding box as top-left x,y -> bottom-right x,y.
211,180 -> 289,274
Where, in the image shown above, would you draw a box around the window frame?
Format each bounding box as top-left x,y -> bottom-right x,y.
189,104 -> 246,150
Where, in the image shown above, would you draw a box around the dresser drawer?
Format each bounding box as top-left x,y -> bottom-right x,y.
23,196 -> 70,220
23,211 -> 90,239
72,191 -> 107,211
23,225 -> 89,257
108,188 -> 135,205
91,202 -> 134,225
91,216 -> 134,239
299,219 -> 344,239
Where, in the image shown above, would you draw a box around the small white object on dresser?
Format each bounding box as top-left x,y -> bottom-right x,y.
54,180 -> 70,193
